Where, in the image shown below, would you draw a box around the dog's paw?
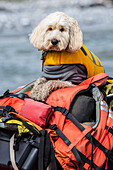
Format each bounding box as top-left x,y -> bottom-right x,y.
61,81 -> 74,87
30,79 -> 75,102
30,77 -> 47,100
35,77 -> 47,85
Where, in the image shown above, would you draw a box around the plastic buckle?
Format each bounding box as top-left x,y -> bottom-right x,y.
49,124 -> 57,130
2,113 -> 12,122
1,106 -> 14,122
17,93 -> 29,100
62,107 -> 69,116
85,132 -> 92,140
4,105 -> 15,113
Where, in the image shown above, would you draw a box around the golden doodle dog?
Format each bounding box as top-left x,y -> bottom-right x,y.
30,12 -> 104,102
30,12 -> 82,52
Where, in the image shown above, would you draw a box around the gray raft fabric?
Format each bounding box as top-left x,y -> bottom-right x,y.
42,64 -> 87,84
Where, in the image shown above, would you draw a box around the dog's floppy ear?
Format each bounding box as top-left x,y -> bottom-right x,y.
29,22 -> 44,50
67,17 -> 83,52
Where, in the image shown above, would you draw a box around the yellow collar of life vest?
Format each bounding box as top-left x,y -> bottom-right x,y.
43,44 -> 105,78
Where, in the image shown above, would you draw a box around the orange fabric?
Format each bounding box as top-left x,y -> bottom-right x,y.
46,73 -> 113,169
80,73 -> 108,86
47,100 -> 113,169
0,88 -> 31,113
0,97 -> 25,113
0,86 -> 42,132
46,73 -> 108,110
0,73 -> 112,169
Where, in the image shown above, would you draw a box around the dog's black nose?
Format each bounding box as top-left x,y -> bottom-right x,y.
51,39 -> 58,45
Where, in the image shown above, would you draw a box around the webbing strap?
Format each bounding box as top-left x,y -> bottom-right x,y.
49,124 -> 84,170
50,142 -> 57,170
44,131 -> 57,170
0,105 -> 17,115
53,106 -> 85,131
106,126 -> 113,135
66,112 -> 85,132
0,89 -> 30,100
85,132 -> 113,161
68,113 -> 113,161
54,106 -> 113,161
49,124 -> 102,170
92,136 -> 113,159
38,130 -> 57,170
43,132 -> 50,168
77,150 -> 102,170
38,130 -> 45,170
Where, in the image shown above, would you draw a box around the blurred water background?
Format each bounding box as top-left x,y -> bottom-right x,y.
0,0 -> 113,94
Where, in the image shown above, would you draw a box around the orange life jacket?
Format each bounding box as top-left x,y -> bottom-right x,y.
0,73 -> 113,169
45,73 -> 113,170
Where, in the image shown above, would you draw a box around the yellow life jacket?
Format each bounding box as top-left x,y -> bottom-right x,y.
44,44 -> 105,78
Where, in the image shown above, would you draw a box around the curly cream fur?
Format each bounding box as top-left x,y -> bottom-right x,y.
30,12 -> 82,101
30,78 -> 74,101
30,12 -> 83,52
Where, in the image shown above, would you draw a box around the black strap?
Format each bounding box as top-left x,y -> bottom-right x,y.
55,106 -> 113,162
85,132 -> 113,162
0,106 -> 17,122
53,106 -> 85,132
49,124 -> 102,170
44,132 -> 57,170
43,132 -> 51,168
106,126 -> 113,135
53,106 -> 69,116
68,112 -> 113,161
90,136 -> 94,170
38,130 -> 57,170
0,105 -> 17,115
49,124 -> 84,170
38,130 -> 45,170
66,112 -> 85,132
50,142 -> 57,170
68,112 -> 113,162
77,150 -> 102,170
0,89 -> 30,100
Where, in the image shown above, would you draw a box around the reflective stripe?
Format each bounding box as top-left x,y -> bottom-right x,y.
96,57 -> 102,66
100,106 -> 108,113
90,52 -> 96,64
81,46 -> 87,56
89,51 -> 103,67
108,113 -> 113,120
109,109 -> 113,114
101,101 -> 108,108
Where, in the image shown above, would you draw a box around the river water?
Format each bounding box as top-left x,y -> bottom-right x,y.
0,0 -> 113,94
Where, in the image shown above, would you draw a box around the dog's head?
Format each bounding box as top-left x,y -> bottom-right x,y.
30,12 -> 83,52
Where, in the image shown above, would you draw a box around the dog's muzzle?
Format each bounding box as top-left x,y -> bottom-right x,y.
51,39 -> 58,46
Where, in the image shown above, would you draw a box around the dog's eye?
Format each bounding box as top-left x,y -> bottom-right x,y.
60,28 -> 65,32
48,27 -> 53,31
